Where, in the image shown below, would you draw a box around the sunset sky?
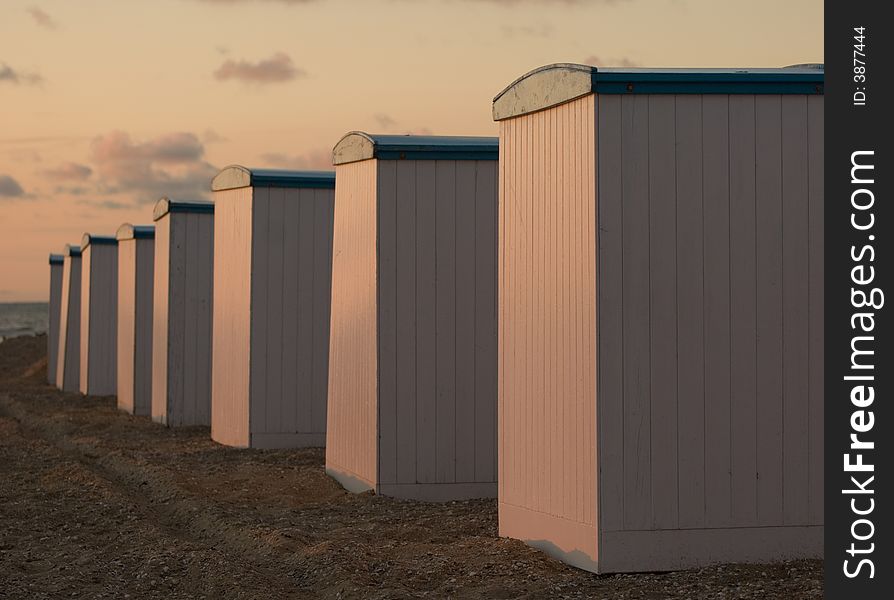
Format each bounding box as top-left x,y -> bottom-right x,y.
2,0 -> 822,301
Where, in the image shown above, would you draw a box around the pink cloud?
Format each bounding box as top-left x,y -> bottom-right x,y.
213,52 -> 305,84
88,131 -> 217,202
42,162 -> 93,182
27,6 -> 58,29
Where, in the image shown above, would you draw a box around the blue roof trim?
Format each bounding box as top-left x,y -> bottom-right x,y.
81,234 -> 117,251
493,63 -> 824,120
49,254 -> 64,265
251,169 -> 335,189
153,198 -> 214,221
211,165 -> 335,191
65,244 -> 82,257
332,133 -> 499,165
592,70 -> 824,95
116,223 -> 156,240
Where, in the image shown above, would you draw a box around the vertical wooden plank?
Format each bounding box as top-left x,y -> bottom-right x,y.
117,242 -> 134,412
312,187 -> 335,434
297,190 -> 315,431
702,95 -> 733,528
729,95 -> 758,526
531,108 -> 543,513
79,246 -> 92,393
377,161 -> 398,485
497,120 -> 508,501
436,160 -> 458,484
755,95 -> 784,526
266,188 -> 285,434
56,258 -> 70,388
48,263 -> 63,384
546,106 -> 559,515
197,215 -> 214,425
136,238 -> 155,417
807,96 -> 824,525
250,187 -> 270,439
183,214 -> 199,423
597,94 -> 624,532
454,160 -> 477,483
170,216 -> 188,422
395,160 -> 418,484
281,191 -> 300,433
152,218 -> 170,421
647,94 -> 679,530
474,160 -> 497,482
416,160 -> 438,484
621,94 -> 652,531
676,95 -> 706,529
781,95 -> 810,526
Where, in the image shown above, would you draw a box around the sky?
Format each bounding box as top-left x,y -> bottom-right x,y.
1,0 -> 822,301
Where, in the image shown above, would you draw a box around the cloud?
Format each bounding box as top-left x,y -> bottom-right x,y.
213,52 -> 305,84
54,185 -> 90,196
27,6 -> 57,29
374,114 -> 398,130
202,129 -> 228,143
0,175 -> 25,198
42,162 -> 93,182
260,149 -> 332,170
583,55 -> 639,67
89,131 -> 217,202
0,62 -> 43,85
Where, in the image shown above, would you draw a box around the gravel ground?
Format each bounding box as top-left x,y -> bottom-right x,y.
0,335 -> 824,599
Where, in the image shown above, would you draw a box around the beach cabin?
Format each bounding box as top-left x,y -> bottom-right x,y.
326,134 -> 498,501
79,234 -> 118,396
210,167 -> 335,449
116,224 -> 155,416
55,245 -> 82,391
151,199 -> 214,427
493,63 -> 824,572
47,254 -> 64,384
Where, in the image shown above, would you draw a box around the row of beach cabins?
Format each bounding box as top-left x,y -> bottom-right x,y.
42,63 -> 825,574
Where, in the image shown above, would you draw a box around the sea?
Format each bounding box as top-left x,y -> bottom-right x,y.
0,303 -> 49,342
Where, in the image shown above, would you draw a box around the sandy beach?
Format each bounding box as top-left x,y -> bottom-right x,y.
0,335 -> 822,599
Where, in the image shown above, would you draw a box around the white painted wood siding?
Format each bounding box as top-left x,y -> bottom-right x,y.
594,93 -> 823,571
152,212 -> 214,426
48,262 -> 63,384
56,254 -> 81,391
327,157 -> 499,501
247,186 -> 334,448
326,160 -> 378,487
80,244 -> 118,396
118,238 -> 155,415
211,188 -> 253,446
497,94 -> 598,567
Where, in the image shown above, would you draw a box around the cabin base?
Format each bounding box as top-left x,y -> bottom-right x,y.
249,432 -> 326,449
499,502 -> 599,572
326,464 -> 375,494
377,481 -> 497,502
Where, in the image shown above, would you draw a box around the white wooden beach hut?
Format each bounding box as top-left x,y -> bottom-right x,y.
210,167 -> 335,449
55,245 -> 82,391
79,234 -> 118,396
151,199 -> 214,427
327,134 -> 499,501
47,254 -> 64,384
116,224 -> 155,416
493,63 -> 825,572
